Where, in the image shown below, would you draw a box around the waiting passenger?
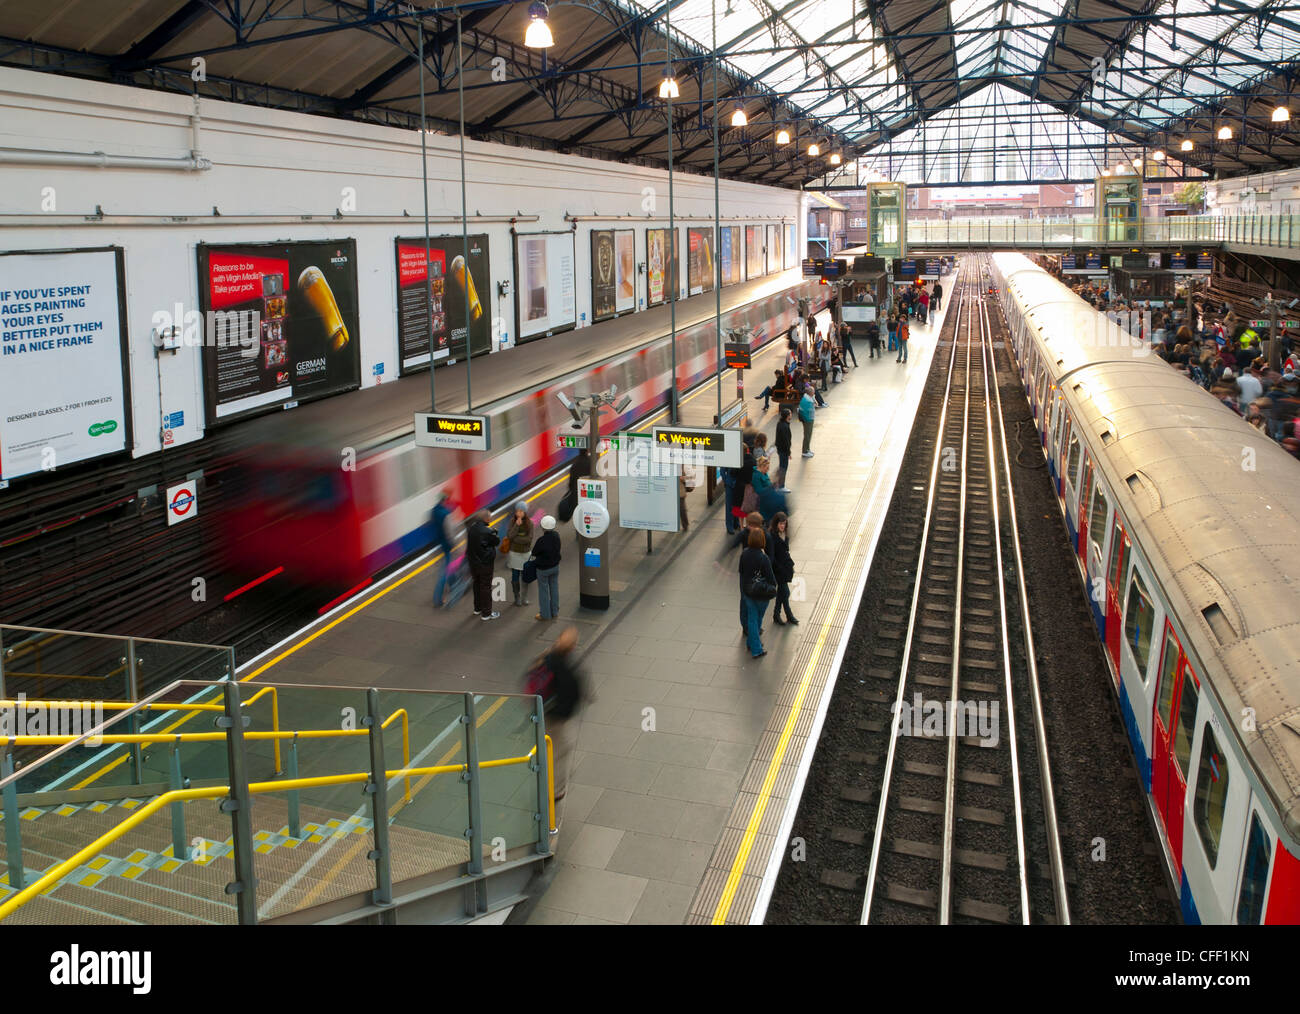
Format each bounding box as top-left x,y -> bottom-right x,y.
798,385 -> 816,458
739,526 -> 777,659
505,501 -> 534,607
465,509 -> 501,621
531,515 -> 562,621
774,408 -> 793,489
766,512 -> 797,626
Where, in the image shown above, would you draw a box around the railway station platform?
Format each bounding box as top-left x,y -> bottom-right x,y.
224,288 -> 956,924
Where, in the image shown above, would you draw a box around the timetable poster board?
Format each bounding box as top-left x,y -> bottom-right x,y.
591,230 -> 617,321
766,225 -> 780,274
197,240 -> 361,425
615,230 -> 635,313
688,227 -> 715,296
745,225 -> 763,279
0,247 -> 131,482
784,223 -> 797,269
516,232 -> 577,340
395,233 -> 491,373
647,228 -> 680,307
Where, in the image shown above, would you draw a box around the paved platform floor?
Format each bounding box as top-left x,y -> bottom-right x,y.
238,293 -> 955,924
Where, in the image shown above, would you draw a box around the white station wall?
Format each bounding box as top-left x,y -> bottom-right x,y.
0,66 -> 803,458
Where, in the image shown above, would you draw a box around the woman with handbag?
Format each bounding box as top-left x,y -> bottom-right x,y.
530,515 -> 562,621
505,501 -> 534,607
739,527 -> 777,659
766,512 -> 797,625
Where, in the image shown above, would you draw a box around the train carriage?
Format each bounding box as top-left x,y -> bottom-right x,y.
990,251 -> 1300,925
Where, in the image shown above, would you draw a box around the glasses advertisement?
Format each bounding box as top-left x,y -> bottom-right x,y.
745,225 -> 763,279
688,227 -> 715,296
197,240 -> 361,425
515,232 -> 577,341
395,234 -> 491,373
647,228 -> 679,307
766,224 -> 781,275
0,247 -> 131,482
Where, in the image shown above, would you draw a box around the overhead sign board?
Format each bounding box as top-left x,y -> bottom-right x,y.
651,426 -> 740,467
1249,319 -> 1300,330
413,411 -> 490,451
1061,254 -> 1076,269
724,342 -> 752,369
801,259 -> 820,277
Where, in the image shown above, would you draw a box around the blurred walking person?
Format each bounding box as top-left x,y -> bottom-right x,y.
430,491 -> 458,608
525,626 -> 585,800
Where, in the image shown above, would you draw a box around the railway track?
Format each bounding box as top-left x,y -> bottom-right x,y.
797,258 -> 1069,925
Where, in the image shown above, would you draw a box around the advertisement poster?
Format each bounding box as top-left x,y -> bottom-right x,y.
785,223 -> 797,269
719,226 -> 743,286
395,233 -> 491,373
647,228 -> 679,307
688,227 -> 715,295
0,247 -> 130,482
197,240 -> 361,425
766,224 -> 781,275
745,225 -> 763,279
616,230 -> 635,313
591,230 -> 617,321
516,232 -> 577,340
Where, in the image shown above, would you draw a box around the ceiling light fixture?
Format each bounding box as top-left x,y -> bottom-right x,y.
1217,125 -> 1233,141
808,142 -> 820,156
776,128 -> 791,145
1152,149 -> 1166,161
1181,138 -> 1194,152
830,153 -> 841,165
659,65 -> 680,100
524,1 -> 554,48
1273,105 -> 1291,124
731,106 -> 748,127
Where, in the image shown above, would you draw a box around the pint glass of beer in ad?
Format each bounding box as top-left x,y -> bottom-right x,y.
449,254 -> 483,322
297,266 -> 349,352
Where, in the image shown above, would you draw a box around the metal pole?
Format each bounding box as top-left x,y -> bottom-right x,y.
125,639 -> 143,782
419,16 -> 435,410
219,679 -> 258,925
365,688 -> 393,911
168,740 -> 188,860
666,1 -> 678,424
462,692 -> 485,917
532,696 -> 553,852
712,0 -> 722,428
1270,298 -> 1282,373
2,749 -> 24,890
458,14 -> 474,411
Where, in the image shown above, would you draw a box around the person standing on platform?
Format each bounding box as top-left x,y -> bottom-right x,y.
775,408 -> 792,489
887,314 -> 898,353
918,285 -> 930,325
739,528 -> 776,659
531,515 -> 562,621
818,339 -> 833,392
431,491 -> 458,608
867,318 -> 881,359
465,509 -> 501,621
896,316 -> 910,364
766,512 -> 797,626
839,321 -> 858,366
799,385 -> 816,458
505,501 -> 534,608
532,626 -> 585,800
932,280 -> 944,313
558,449 -> 589,525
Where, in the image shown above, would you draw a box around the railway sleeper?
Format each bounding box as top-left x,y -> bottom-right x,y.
889,837 -> 1009,872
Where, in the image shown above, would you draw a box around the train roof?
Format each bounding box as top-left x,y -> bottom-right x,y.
994,252 -> 1300,842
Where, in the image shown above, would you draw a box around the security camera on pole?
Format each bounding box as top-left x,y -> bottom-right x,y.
555,386 -> 631,610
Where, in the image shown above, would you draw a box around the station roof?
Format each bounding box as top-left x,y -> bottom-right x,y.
2,0 -> 1299,188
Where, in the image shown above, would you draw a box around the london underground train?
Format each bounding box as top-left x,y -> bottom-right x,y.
216,277 -> 823,599
990,251 -> 1300,925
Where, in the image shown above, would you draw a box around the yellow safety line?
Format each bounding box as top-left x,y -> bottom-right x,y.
710,505 -> 870,924
294,694 -> 511,909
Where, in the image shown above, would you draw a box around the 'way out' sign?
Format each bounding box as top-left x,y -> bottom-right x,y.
414,412 -> 490,451
650,425 -> 740,467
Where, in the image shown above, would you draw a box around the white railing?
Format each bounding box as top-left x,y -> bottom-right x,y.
902,215 -> 1300,249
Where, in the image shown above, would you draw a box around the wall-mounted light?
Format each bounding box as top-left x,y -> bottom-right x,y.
659,65 -> 680,99
730,106 -> 748,127
524,1 -> 554,48
776,129 -> 791,145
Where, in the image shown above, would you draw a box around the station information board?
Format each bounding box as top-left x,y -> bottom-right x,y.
413,411 -> 490,451
617,432 -> 679,533
651,426 -> 740,467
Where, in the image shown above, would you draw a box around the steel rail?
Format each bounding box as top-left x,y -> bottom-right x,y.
860,275 -> 967,926
980,279 -> 1072,925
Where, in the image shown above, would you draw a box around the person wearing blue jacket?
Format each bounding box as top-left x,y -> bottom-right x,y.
798,386 -> 816,458
431,491 -> 457,607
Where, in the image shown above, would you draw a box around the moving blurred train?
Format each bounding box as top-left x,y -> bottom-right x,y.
991,251 -> 1300,925
216,276 -> 824,599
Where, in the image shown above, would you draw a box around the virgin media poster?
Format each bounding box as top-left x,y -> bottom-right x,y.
395,234 -> 491,373
197,240 -> 361,425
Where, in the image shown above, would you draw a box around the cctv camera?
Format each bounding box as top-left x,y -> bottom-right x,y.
616,395 -> 632,414
557,391 -> 573,411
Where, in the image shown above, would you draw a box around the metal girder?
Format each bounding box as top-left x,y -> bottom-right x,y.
109,0 -> 211,73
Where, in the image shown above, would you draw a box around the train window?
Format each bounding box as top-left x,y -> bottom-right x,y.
1156,627 -> 1180,725
1236,813 -> 1272,924
1172,667 -> 1200,779
1066,435 -> 1082,489
1108,518 -> 1130,589
1192,723 -> 1228,868
1088,483 -> 1109,558
1123,569 -> 1155,679
1037,371 -> 1048,411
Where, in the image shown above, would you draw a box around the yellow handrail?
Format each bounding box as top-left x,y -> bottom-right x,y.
381,709 -> 410,803
0,747 -> 546,922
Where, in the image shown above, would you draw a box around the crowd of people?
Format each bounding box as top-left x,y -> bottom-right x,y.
1067,279 -> 1300,457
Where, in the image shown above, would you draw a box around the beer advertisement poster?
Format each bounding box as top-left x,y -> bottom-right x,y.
0,247 -> 131,482
394,233 -> 491,374
197,240 -> 361,426
591,230 -> 617,322
615,230 -> 635,314
745,225 -> 763,280
687,227 -> 715,296
646,228 -> 679,308
514,232 -> 577,341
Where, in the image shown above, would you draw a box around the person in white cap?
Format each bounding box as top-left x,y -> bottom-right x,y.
531,515 -> 563,621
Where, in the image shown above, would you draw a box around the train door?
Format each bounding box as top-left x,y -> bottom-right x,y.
1047,392 -> 1063,483
1076,457 -> 1092,560
1063,432 -> 1082,540
1104,515 -> 1131,678
1084,478 -> 1110,631
1151,626 -> 1198,880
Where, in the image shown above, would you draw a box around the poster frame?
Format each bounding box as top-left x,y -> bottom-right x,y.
512,229 -> 578,344
0,245 -> 133,484
645,227 -> 680,308
394,232 -> 492,376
